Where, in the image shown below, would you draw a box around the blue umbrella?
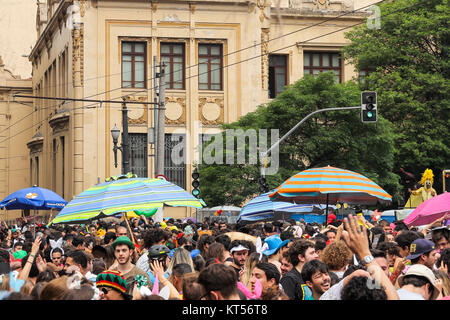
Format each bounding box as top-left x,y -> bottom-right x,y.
0,186 -> 67,211
237,192 -> 334,223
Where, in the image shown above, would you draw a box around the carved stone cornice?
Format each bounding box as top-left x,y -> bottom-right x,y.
30,1 -> 72,63
49,112 -> 70,135
26,134 -> 44,154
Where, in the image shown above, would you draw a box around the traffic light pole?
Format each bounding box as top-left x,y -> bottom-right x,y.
260,105 -> 361,178
260,105 -> 362,223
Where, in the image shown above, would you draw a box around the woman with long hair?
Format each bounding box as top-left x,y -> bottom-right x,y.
240,252 -> 268,289
166,247 -> 194,275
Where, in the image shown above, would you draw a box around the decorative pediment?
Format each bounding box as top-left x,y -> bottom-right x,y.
49,111 -> 70,134
27,133 -> 44,154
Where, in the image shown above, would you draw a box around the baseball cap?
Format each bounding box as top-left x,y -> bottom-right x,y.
406,239 -> 435,260
190,249 -> 201,258
397,264 -> 440,300
111,236 -> 135,250
327,213 -> 337,224
263,235 -> 290,256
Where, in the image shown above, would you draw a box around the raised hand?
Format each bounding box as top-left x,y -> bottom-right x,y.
341,214 -> 371,260
35,254 -> 47,273
150,260 -> 165,282
438,261 -> 448,275
31,236 -> 42,255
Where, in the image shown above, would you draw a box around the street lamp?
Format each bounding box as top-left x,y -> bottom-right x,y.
111,124 -> 121,169
111,97 -> 131,174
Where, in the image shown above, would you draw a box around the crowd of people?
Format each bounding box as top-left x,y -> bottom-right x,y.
0,211 -> 449,301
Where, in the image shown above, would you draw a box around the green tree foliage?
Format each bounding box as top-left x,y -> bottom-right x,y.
198,72 -> 400,207
342,0 -> 450,197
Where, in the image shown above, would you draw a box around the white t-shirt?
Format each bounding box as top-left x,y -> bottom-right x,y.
136,251 -> 150,273
319,277 -> 346,300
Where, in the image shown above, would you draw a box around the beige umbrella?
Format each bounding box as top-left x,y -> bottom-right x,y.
225,231 -> 257,244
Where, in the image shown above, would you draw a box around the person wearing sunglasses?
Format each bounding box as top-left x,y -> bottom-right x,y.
95,269 -> 131,300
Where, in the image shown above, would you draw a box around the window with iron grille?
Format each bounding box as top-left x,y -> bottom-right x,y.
269,54 -> 288,98
160,43 -> 185,90
303,52 -> 342,83
129,133 -> 148,178
164,134 -> 186,189
198,44 -> 223,91
122,41 -> 147,88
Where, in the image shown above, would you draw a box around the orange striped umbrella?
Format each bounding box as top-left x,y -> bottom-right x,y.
269,166 -> 392,206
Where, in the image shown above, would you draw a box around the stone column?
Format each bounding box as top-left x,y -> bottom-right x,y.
72,23 -> 84,196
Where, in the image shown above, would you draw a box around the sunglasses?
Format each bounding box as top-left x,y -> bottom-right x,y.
100,287 -> 111,295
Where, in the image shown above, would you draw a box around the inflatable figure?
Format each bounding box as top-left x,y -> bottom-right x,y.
405,169 -> 437,208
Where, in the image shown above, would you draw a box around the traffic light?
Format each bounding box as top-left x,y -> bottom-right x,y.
361,91 -> 377,123
259,176 -> 269,193
192,168 -> 200,198
444,170 -> 450,193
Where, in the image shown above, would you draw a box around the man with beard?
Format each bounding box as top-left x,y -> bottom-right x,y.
301,260 -> 331,300
280,239 -> 319,300
407,239 -> 438,270
229,240 -> 249,281
280,251 -> 293,276
112,236 -> 150,295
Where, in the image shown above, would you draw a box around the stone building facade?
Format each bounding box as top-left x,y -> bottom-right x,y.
6,0 -> 378,220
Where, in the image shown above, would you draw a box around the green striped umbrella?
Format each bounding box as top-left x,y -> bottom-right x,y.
49,177 -> 206,225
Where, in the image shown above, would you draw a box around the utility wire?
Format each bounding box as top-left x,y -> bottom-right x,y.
26,1 -> 382,95
1,1 -> 382,137
0,1 -> 423,148
14,0 -> 381,118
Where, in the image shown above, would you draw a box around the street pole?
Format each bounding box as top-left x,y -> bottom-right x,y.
153,56 -> 159,176
259,105 -> 361,223
260,106 -> 361,179
157,63 -> 166,176
122,97 -> 130,174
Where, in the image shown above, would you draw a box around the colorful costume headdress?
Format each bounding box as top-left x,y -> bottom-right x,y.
420,169 -> 434,186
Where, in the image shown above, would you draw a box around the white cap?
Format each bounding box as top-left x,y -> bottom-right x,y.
230,244 -> 249,253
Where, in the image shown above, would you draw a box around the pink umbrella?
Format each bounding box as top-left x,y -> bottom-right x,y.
403,192 -> 450,227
